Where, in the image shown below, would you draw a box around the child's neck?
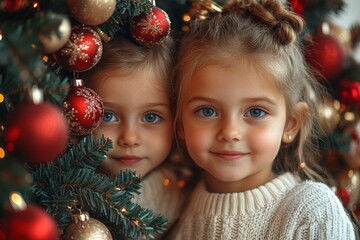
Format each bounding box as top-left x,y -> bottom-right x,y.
203,170 -> 276,193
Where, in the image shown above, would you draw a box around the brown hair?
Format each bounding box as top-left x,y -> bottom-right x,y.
82,36 -> 176,108
173,0 -> 329,182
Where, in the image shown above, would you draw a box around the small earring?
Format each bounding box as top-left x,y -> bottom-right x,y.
288,135 -> 292,140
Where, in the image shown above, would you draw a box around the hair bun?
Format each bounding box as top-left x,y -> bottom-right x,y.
223,0 -> 304,45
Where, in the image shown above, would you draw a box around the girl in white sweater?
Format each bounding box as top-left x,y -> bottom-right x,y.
170,0 -> 357,239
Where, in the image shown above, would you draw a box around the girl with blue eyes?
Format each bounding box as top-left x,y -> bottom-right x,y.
170,0 -> 356,239
82,36 -> 187,239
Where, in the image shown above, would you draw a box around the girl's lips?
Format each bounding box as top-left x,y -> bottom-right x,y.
115,156 -> 142,165
210,151 -> 248,161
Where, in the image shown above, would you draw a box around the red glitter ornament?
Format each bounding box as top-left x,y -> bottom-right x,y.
4,102 -> 68,164
305,33 -> 345,81
53,25 -> 103,72
130,6 -> 171,47
338,79 -> 360,109
63,79 -> 104,136
4,204 -> 59,240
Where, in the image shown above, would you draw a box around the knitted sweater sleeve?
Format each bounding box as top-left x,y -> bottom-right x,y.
288,182 -> 356,240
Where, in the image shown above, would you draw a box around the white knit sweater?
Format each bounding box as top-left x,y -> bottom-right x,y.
133,165 -> 186,238
170,172 -> 356,240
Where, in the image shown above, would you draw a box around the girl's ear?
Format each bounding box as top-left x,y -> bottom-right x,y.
282,102 -> 309,144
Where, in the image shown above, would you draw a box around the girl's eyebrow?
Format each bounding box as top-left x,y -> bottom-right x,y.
187,96 -> 278,106
103,100 -> 169,107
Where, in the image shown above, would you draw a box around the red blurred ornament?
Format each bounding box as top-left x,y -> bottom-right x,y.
63,79 -> 104,136
4,204 -> 59,240
1,0 -> 22,11
53,25 -> 103,72
305,32 -> 345,81
4,102 -> 68,164
289,0 -> 305,17
336,187 -> 351,207
0,229 -> 5,240
338,79 -> 360,109
130,6 -> 171,47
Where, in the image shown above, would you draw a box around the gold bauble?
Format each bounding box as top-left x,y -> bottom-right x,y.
39,14 -> 71,53
318,97 -> 341,135
63,212 -> 112,240
67,0 -> 116,26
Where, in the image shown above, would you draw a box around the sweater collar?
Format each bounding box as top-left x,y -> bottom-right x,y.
190,172 -> 300,215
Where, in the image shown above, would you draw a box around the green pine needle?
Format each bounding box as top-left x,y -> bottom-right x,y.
31,134 -> 168,238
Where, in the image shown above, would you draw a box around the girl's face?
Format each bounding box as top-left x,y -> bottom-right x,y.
88,69 -> 173,178
179,60 -> 290,193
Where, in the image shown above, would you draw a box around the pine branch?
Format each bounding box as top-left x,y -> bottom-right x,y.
50,135 -> 112,172
36,70 -> 70,107
113,170 -> 142,198
31,134 -> 168,238
302,0 -> 345,34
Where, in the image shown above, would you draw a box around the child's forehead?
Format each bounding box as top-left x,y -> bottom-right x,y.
88,67 -> 169,90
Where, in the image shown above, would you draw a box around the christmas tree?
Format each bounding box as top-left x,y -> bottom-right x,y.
1,0 -> 360,239
0,0 -> 173,239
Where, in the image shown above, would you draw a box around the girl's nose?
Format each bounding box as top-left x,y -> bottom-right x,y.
118,126 -> 141,147
216,117 -> 242,142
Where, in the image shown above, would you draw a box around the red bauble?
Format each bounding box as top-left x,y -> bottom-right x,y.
305,33 -> 345,81
0,229 -> 5,240
63,79 -> 104,136
53,25 -> 103,72
336,187 -> 351,207
4,102 -> 68,164
338,79 -> 360,109
290,0 -> 305,17
130,6 -> 171,47
2,0 -> 22,11
4,204 -> 59,240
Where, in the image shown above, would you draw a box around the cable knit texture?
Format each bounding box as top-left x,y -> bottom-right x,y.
133,165 -> 186,229
170,172 -> 356,240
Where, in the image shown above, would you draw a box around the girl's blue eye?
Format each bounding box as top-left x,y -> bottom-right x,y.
143,113 -> 161,123
196,107 -> 217,117
246,108 -> 266,118
103,112 -> 118,122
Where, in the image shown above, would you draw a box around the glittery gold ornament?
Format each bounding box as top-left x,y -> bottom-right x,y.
67,0 -> 116,26
39,14 -> 71,53
63,212 -> 112,240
